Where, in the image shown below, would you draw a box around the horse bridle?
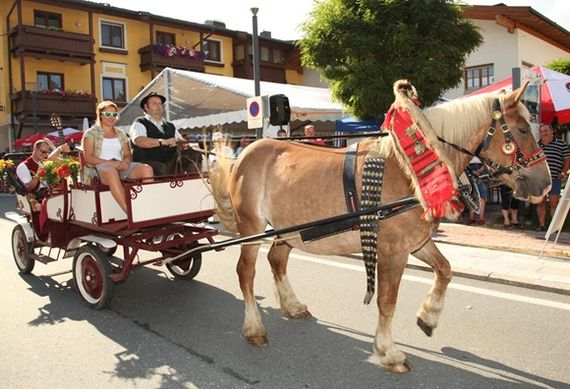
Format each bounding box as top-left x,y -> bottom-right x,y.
437,98 -> 545,179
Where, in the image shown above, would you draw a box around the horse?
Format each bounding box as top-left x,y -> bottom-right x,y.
163,143 -> 204,175
208,81 -> 551,373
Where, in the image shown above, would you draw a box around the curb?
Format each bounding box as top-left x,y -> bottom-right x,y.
431,237 -> 570,260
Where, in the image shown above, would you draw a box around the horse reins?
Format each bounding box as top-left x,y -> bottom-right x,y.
436,98 -> 545,179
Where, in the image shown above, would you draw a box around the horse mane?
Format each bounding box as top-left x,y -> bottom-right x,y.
422,92 -> 530,166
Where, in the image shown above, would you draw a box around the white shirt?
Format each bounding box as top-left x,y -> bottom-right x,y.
99,138 -> 123,161
16,161 -> 46,189
129,113 -> 183,142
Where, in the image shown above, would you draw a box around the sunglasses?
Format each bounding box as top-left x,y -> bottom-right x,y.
39,149 -> 50,154
101,111 -> 119,118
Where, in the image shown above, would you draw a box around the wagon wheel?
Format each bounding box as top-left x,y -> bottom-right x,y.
73,245 -> 114,309
11,225 -> 35,274
163,235 -> 202,280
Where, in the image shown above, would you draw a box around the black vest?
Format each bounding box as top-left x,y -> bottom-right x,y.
132,117 -> 176,163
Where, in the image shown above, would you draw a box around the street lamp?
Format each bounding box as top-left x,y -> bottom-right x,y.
251,7 -> 262,138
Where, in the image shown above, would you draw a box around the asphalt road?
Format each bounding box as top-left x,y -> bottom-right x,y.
1,195 -> 569,388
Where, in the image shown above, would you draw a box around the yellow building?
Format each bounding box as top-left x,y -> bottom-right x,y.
0,0 -> 302,151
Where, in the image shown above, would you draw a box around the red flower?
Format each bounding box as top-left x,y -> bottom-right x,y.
37,167 -> 47,178
57,164 -> 71,179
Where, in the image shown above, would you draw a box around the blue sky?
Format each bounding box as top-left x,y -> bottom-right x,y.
90,0 -> 570,40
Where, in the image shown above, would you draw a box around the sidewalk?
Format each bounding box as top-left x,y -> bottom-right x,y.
423,222 -> 570,294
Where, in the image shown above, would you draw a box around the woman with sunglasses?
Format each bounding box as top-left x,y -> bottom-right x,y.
82,101 -> 153,213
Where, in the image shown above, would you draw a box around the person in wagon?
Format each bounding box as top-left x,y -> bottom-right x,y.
130,92 -> 185,175
82,101 -> 154,213
16,138 -> 70,210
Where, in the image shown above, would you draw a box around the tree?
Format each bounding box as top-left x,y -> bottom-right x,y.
299,0 -> 482,119
546,58 -> 570,75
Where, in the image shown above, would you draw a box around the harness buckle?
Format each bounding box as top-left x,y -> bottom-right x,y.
492,110 -> 502,120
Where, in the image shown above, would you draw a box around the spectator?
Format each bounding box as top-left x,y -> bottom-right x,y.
536,123 -> 570,231
276,129 -> 287,138
500,185 -> 520,229
234,137 -> 252,157
83,101 -> 154,213
304,124 -> 326,145
466,156 -> 488,225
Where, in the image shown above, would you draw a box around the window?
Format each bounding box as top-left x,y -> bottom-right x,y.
465,64 -> 494,90
37,72 -> 63,90
156,31 -> 175,45
34,10 -> 62,29
102,77 -> 126,102
234,44 -> 245,61
272,48 -> 284,65
100,21 -> 125,49
260,47 -> 270,62
204,39 -> 221,62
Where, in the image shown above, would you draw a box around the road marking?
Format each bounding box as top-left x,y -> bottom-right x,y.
258,248 -> 570,312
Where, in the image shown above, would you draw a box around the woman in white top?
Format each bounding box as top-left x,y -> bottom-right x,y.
82,101 -> 153,212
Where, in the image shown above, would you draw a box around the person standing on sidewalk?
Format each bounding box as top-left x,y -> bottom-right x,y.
466,156 -> 488,225
500,185 -> 520,229
536,123 -> 570,231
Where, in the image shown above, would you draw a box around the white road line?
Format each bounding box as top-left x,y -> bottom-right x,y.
259,248 -> 570,312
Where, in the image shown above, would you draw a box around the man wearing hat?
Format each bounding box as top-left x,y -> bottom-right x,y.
130,91 -> 184,175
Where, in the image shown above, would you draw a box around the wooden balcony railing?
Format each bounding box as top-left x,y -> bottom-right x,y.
12,91 -> 96,118
139,45 -> 205,73
232,58 -> 286,83
9,25 -> 94,64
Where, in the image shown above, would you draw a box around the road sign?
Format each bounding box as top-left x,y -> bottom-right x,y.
247,96 -> 263,129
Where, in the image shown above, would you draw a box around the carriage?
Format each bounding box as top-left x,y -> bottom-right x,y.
3,79 -> 553,372
5,169 -> 218,309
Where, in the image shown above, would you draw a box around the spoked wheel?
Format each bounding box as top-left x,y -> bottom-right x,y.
11,225 -> 34,274
73,245 -> 114,309
163,235 -> 202,280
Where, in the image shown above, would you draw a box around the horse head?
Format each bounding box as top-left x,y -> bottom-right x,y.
479,84 -> 551,203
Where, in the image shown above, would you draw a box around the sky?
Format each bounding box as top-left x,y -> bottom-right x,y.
89,0 -> 570,40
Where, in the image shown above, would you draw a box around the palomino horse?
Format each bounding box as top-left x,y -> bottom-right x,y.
209,82 -> 551,372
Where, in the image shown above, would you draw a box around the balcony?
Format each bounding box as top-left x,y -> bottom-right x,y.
232,58 -> 286,83
9,25 -> 94,64
12,90 -> 96,119
139,45 -> 205,73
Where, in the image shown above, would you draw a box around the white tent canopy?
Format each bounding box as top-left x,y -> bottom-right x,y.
116,68 -> 348,131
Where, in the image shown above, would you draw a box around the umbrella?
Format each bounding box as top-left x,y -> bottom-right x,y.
464,66 -> 570,125
13,133 -> 60,149
65,132 -> 84,144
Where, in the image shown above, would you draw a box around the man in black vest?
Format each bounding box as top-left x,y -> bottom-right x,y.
130,92 -> 183,175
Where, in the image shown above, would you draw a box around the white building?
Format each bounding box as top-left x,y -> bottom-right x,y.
444,4 -> 569,99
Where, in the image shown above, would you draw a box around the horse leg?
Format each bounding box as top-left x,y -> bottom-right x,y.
267,240 -> 311,319
374,253 -> 411,373
236,242 -> 268,347
411,238 -> 452,337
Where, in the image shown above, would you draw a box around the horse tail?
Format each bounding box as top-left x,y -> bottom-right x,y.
208,151 -> 238,234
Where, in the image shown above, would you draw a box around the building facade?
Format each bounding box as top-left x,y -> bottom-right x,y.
445,5 -> 570,99
0,0 -> 302,150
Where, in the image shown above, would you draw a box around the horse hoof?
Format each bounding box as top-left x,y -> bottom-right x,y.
291,309 -> 312,319
387,360 -> 412,373
246,335 -> 268,347
417,318 -> 433,337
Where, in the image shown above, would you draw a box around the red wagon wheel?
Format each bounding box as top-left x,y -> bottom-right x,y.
73,245 -> 114,309
11,225 -> 35,274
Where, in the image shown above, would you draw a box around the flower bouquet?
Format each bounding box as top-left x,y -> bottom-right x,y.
0,159 -> 14,176
36,155 -> 80,189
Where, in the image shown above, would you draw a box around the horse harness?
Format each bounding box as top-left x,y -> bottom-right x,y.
437,98 -> 545,180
